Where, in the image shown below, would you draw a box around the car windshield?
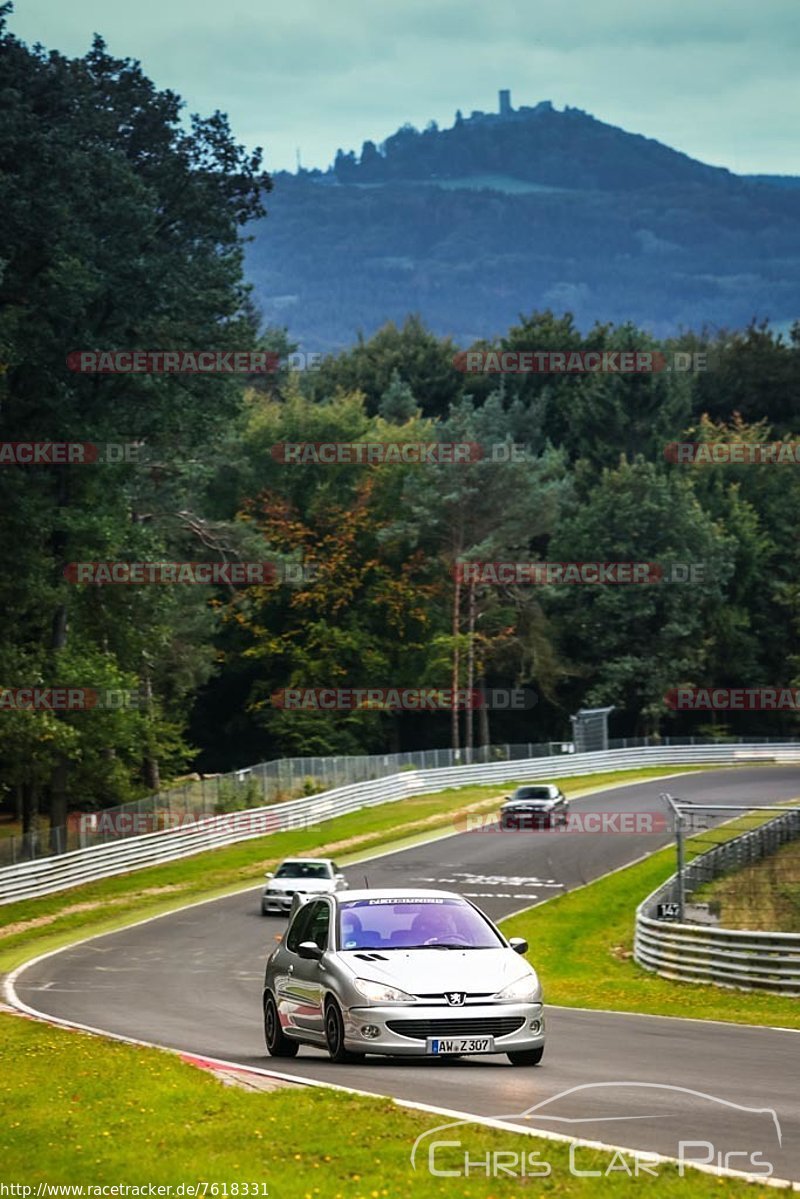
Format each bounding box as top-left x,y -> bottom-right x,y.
337,898 -> 503,950
513,787 -> 554,800
275,861 -> 331,879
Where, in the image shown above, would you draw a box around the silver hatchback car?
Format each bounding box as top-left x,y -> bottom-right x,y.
262,888 -> 545,1066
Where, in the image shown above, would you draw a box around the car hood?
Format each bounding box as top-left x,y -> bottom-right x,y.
342,948 -> 537,995
266,877 -> 332,892
504,798 -> 555,808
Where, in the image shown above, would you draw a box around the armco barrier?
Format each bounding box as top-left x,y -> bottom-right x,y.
5,735 -> 795,867
635,807 -> 800,995
2,738 -> 577,867
2,742 -> 800,905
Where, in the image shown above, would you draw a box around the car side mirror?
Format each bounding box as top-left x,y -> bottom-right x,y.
508,937 -> 528,955
297,941 -> 324,961
264,871 -> 273,878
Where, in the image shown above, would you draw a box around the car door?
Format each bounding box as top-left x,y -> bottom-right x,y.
284,898 -> 330,1038
275,900 -> 317,1034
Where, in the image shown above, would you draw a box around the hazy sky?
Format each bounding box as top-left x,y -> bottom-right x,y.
9,0 -> 799,175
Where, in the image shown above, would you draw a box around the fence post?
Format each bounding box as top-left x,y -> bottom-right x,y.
673,803 -> 686,921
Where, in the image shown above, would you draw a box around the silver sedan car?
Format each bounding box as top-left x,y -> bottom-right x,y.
262,888 -> 545,1066
261,857 -> 348,915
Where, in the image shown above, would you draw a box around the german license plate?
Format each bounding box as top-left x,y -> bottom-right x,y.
426,1036 -> 495,1055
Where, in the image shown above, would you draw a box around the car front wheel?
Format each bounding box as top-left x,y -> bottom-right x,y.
264,994 -> 298,1057
324,998 -> 364,1064
507,1046 -> 544,1066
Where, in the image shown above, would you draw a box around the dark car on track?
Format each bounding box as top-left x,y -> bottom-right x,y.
500,784 -> 569,829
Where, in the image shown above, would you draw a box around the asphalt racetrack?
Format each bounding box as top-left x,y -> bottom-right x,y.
13,767 -> 800,1181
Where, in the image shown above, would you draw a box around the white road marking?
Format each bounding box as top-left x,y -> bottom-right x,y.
451,873 -> 563,888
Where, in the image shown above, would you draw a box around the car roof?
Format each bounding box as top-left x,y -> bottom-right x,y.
333,887 -> 466,904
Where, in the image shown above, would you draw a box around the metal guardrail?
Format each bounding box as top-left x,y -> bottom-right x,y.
635,807 -> 800,995
1,739 -> 577,866
4,734 -> 795,868
2,741 -> 800,905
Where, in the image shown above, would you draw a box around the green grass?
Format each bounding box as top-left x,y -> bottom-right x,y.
0,1012 -> 779,1195
0,765 -> 707,976
501,810 -> 800,1028
693,838 -> 800,933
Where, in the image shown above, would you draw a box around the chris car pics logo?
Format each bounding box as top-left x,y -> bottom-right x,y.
410,1083 -> 780,1180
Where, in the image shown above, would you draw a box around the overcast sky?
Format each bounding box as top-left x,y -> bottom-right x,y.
9,0 -> 799,175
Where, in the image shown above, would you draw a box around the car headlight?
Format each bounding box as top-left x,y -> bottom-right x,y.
494,974 -> 541,1003
353,978 -> 416,1004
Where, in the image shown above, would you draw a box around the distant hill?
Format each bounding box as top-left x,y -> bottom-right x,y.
742,175 -> 800,189
245,94 -> 800,351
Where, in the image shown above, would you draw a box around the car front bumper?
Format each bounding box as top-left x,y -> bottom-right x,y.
501,809 -> 558,828
262,891 -> 299,912
341,1001 -> 545,1056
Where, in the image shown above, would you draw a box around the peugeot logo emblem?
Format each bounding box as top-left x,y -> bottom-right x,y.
445,991 -> 466,1006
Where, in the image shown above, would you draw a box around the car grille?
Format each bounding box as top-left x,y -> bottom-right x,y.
503,811 -> 552,823
414,993 -> 494,1004
385,1017 -> 525,1041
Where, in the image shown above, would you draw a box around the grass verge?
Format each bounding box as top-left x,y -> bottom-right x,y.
0,1011 -> 780,1195
0,766 -> 707,976
501,810 -> 800,1028
693,838 -> 800,933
